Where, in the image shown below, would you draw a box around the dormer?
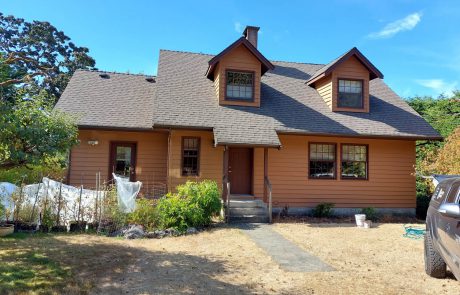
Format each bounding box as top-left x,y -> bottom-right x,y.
206,26 -> 274,107
307,47 -> 383,113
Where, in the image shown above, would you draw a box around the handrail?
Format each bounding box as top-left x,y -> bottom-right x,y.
264,176 -> 272,223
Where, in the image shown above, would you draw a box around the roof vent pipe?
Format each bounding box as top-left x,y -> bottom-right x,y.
243,26 -> 260,48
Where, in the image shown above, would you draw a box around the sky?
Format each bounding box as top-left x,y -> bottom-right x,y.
2,0 -> 460,98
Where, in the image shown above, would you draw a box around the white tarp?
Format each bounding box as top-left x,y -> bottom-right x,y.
113,173 -> 142,213
0,176 -> 143,223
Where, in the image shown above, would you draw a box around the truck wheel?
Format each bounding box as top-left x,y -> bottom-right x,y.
424,230 -> 447,278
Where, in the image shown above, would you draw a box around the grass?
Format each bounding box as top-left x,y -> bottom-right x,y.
0,224 -> 458,294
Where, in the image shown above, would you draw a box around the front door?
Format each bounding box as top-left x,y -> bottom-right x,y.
228,147 -> 253,195
110,142 -> 137,181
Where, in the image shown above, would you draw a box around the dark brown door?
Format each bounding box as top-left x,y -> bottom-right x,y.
228,147 -> 253,195
110,142 -> 137,181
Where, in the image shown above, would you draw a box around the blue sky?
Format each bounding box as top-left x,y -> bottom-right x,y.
2,0 -> 460,98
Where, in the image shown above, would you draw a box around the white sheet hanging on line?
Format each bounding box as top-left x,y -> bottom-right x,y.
112,173 -> 142,213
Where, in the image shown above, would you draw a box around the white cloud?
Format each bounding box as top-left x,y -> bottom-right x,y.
368,12 -> 422,39
234,22 -> 243,33
415,79 -> 458,96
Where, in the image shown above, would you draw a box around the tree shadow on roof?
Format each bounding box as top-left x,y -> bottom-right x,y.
266,64 -> 313,80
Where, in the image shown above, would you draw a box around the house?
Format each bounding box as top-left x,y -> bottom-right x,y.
56,25 -> 441,217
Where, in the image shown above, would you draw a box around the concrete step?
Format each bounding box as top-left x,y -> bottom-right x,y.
230,207 -> 267,216
229,199 -> 266,208
229,215 -> 269,223
229,194 -> 255,200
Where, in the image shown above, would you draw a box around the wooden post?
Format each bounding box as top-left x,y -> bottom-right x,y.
56,181 -> 63,226
263,148 -> 268,203
223,146 -> 229,201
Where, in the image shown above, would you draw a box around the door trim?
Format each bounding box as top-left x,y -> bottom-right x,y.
109,141 -> 137,182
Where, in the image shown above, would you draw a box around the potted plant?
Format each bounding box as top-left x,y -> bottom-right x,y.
0,203 -> 15,237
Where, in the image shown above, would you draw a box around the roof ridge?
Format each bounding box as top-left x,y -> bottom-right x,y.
160,48 -> 326,66
160,49 -> 215,57
270,59 -> 325,66
76,69 -> 156,77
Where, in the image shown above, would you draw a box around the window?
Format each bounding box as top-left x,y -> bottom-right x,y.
338,79 -> 363,108
341,144 -> 368,179
309,143 -> 336,179
226,71 -> 254,100
181,137 -> 200,176
445,182 -> 460,204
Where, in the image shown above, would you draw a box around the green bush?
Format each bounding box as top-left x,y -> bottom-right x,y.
128,198 -> 158,231
157,180 -> 221,231
312,203 -> 335,218
416,177 -> 432,220
0,164 -> 66,185
0,202 -> 4,221
360,207 -> 378,221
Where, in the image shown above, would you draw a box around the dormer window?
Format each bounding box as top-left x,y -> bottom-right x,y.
338,79 -> 363,109
226,71 -> 254,100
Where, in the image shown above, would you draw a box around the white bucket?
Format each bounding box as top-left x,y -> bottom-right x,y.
355,214 -> 366,227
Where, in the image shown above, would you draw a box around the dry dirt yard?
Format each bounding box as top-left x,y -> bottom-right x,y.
0,223 -> 458,294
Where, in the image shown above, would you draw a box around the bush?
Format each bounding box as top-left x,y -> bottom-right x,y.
157,180 -> 221,231
416,177 -> 432,220
0,164 -> 66,185
360,207 -> 378,221
312,203 -> 335,218
128,198 -> 158,231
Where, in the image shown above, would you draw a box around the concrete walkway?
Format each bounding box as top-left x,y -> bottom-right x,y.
239,224 -> 334,272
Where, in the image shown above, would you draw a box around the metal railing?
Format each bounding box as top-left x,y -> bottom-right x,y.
264,176 -> 272,223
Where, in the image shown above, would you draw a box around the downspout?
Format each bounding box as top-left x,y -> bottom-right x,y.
167,128 -> 172,192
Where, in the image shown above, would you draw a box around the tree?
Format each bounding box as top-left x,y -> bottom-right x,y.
420,127 -> 460,175
0,13 -> 95,103
0,92 -> 79,169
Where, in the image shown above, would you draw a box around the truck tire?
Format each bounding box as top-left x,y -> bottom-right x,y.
424,230 -> 447,278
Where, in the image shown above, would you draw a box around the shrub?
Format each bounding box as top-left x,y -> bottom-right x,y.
157,180 -> 221,231
0,202 -> 4,221
416,177 -> 432,220
312,203 -> 335,218
128,198 -> 158,231
360,207 -> 378,221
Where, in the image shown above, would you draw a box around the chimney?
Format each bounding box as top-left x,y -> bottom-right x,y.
243,26 -> 260,48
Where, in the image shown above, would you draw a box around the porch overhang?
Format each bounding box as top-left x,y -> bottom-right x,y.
213,126 -> 281,148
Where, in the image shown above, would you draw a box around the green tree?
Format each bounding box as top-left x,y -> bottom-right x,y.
0,13 -> 95,103
0,92 -> 79,169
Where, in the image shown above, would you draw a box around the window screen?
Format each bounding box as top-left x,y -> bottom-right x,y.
226,71 -> 254,100
341,144 -> 368,179
309,143 -> 336,179
182,137 -> 200,176
338,79 -> 363,108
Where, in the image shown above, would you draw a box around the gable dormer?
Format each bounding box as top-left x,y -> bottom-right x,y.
307,47 -> 383,113
206,26 -> 274,107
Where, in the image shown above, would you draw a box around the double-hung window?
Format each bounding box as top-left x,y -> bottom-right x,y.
181,137 -> 200,176
309,143 -> 336,179
341,144 -> 368,179
226,71 -> 254,100
338,79 -> 363,109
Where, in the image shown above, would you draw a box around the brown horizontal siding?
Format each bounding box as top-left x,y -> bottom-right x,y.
69,130 -> 168,190
216,44 -> 261,107
253,134 -> 416,208
332,56 -> 370,113
168,130 -> 224,192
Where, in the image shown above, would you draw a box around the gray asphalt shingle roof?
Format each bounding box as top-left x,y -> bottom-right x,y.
153,50 -> 441,144
56,70 -> 156,129
56,49 -> 441,145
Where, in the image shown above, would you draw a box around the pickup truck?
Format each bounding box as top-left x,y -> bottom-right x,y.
425,177 -> 460,280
